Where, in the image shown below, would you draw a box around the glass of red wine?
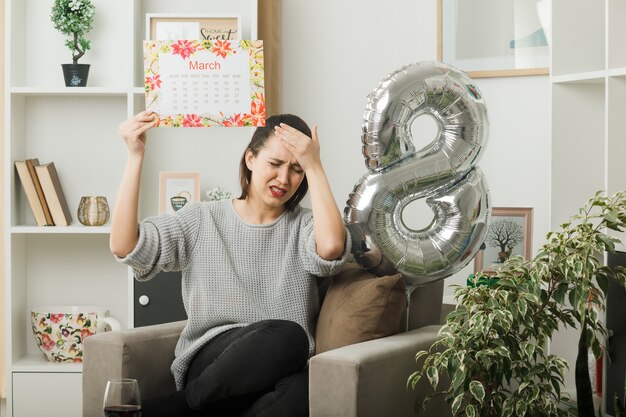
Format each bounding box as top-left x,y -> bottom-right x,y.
103,378 -> 142,417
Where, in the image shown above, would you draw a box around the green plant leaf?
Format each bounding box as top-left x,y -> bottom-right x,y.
553,282 -> 569,304
414,396 -> 427,415
496,278 -> 517,289
469,380 -> 485,405
562,312 -> 577,328
421,396 -> 432,411
515,399 -> 528,416
492,394 -> 504,415
596,233 -> 616,252
509,302 -> 519,319
452,367 -> 466,390
591,337 -> 602,359
493,345 -> 510,358
408,371 -> 421,389
502,398 -> 515,417
451,393 -> 464,415
518,298 -> 528,316
465,404 -> 476,417
607,222 -> 622,231
518,381 -> 530,393
568,288 -> 580,311
415,350 -> 429,363
596,272 -> 609,296
457,350 -> 466,365
605,210 -> 619,223
426,366 -> 439,390
529,386 -> 540,402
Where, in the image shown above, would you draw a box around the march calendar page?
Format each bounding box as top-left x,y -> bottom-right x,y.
143,39 -> 265,127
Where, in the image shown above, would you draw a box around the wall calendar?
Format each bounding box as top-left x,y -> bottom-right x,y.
143,39 -> 265,127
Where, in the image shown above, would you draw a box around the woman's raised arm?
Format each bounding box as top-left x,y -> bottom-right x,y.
109,111 -> 157,257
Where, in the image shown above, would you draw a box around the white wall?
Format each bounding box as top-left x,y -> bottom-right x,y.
280,0 -> 552,299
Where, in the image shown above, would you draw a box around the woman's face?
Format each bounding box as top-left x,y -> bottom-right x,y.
245,134 -> 305,210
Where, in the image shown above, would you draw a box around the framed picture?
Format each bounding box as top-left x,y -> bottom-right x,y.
159,172 -> 201,215
146,13 -> 241,41
474,207 -> 533,273
438,0 -> 549,78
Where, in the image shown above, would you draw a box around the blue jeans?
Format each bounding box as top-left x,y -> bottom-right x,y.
184,319 -> 310,417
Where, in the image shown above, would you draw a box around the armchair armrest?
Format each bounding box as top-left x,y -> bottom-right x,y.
309,325 -> 451,417
82,320 -> 186,417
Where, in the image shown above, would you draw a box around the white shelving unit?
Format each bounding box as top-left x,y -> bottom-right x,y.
3,1 -> 260,415
550,0 -> 626,406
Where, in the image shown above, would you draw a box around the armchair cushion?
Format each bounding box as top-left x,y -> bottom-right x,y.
315,263 -> 406,354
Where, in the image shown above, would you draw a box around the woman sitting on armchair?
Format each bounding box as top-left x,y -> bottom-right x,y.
110,111 -> 350,417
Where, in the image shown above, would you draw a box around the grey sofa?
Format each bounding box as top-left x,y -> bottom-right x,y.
83,280 -> 453,417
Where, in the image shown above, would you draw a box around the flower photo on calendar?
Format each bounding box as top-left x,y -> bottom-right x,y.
143,39 -> 265,127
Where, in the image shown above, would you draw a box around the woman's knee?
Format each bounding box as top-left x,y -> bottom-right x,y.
256,320 -> 309,359
247,371 -> 309,417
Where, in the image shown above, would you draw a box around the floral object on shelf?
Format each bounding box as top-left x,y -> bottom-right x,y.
51,0 -> 95,86
205,186 -> 232,202
32,311 -> 96,362
31,306 -> 121,363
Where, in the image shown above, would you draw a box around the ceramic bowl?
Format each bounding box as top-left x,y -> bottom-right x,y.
31,306 -> 120,363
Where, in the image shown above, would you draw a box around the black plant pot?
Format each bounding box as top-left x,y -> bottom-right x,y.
62,64 -> 90,87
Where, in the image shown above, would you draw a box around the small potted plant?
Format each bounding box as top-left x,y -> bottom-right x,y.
50,0 -> 95,87
205,186 -> 233,202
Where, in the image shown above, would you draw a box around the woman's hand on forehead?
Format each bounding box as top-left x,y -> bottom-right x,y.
274,123 -> 321,172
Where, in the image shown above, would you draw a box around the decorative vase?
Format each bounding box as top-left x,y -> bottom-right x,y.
77,196 -> 110,226
62,64 -> 90,87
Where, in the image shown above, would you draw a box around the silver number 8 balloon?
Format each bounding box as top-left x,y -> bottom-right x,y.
344,61 -> 491,286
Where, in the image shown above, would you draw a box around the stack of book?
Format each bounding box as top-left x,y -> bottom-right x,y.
15,158 -> 72,226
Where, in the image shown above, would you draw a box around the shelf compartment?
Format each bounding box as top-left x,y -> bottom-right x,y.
608,0 -> 626,69
132,0 -> 258,88
9,234 -> 129,360
10,95 -> 127,227
8,0 -> 133,89
607,77 -> 626,196
551,82 -> 606,227
551,0 -> 605,76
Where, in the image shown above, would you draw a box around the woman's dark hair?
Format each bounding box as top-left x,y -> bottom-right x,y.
238,114 -> 311,211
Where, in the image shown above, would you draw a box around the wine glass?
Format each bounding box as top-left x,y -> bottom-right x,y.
103,378 -> 142,417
